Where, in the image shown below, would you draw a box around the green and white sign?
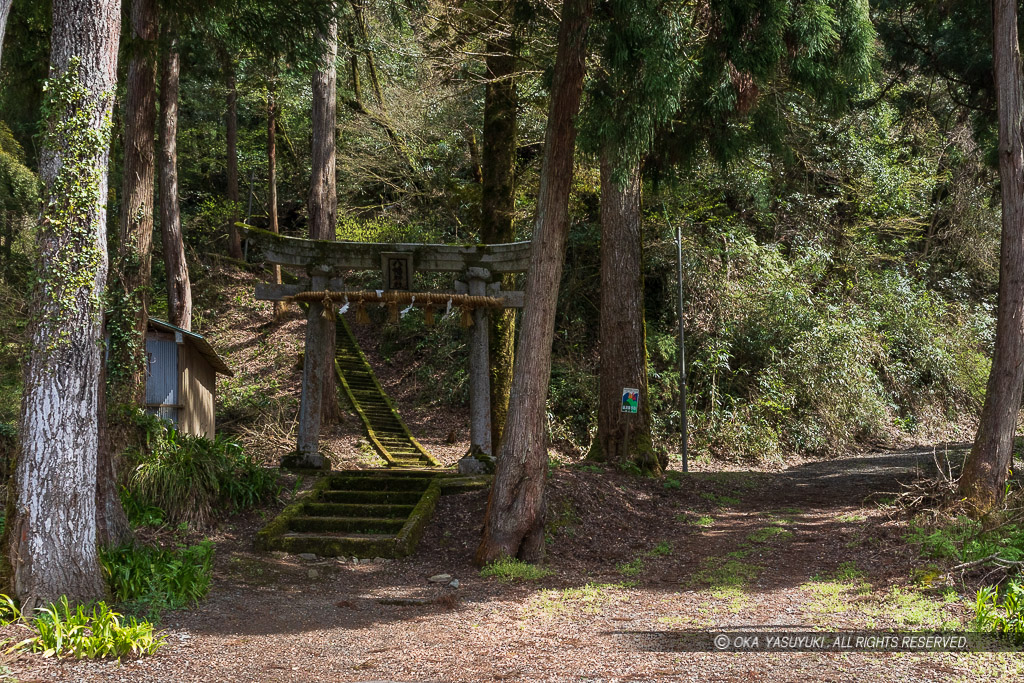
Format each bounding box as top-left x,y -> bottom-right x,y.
621,388 -> 639,414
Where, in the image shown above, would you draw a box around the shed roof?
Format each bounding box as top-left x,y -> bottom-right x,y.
148,318 -> 234,377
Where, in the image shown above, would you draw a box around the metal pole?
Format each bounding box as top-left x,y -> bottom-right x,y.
674,215 -> 689,473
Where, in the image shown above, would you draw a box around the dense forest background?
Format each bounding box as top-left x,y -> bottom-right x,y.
0,0 -> 1004,464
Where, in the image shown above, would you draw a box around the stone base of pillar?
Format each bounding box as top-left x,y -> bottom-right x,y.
458,445 -> 495,474
280,450 -> 330,471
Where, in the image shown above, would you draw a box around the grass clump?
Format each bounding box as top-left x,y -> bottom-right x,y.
974,582 -> 1024,644
100,541 -> 213,616
616,557 -> 645,577
701,492 -> 741,507
534,582 -> 635,615
479,557 -> 552,582
747,525 -> 794,543
0,594 -> 164,660
803,562 -> 871,614
692,556 -> 762,592
616,541 -> 674,577
651,541 -> 673,556
877,586 -> 960,628
129,426 -> 278,528
908,515 -> 1024,565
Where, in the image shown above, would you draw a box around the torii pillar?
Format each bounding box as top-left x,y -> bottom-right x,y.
464,267 -> 492,457
295,264 -> 332,468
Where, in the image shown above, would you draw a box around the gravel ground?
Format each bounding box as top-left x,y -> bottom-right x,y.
10,446 -> 1021,682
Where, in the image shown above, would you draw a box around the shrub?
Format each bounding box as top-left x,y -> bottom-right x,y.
129,426 -> 278,528
100,541 -> 214,615
0,595 -> 164,660
120,489 -> 167,528
907,516 -> 1024,564
32,598 -> 164,659
974,582 -> 1024,644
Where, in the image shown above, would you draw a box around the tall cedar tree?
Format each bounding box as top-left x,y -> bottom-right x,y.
98,0 -> 160,548
267,62 -> 285,320
159,21 -> 192,330
481,0 -> 518,454
223,49 -> 242,258
9,0 -> 120,609
959,0 -> 1024,512
586,0 -> 874,473
582,0 -> 684,474
111,0 -> 159,405
476,0 -> 594,565
309,10 -> 339,426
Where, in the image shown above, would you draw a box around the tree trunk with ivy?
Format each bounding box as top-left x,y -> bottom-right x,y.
8,0 -> 120,610
593,152 -> 661,474
481,23 -> 517,455
111,0 -> 158,406
159,24 -> 191,331
959,0 -> 1024,514
98,0 -> 157,549
310,13 -> 338,425
475,0 -> 593,566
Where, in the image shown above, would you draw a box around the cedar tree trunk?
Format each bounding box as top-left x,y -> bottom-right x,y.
475,0 -> 593,566
224,52 -> 243,258
97,0 -> 157,548
159,26 -> 191,330
310,13 -> 339,425
267,70 -> 285,320
595,152 -> 660,474
112,0 -> 158,406
481,29 -> 517,455
959,0 -> 1024,513
9,0 -> 120,610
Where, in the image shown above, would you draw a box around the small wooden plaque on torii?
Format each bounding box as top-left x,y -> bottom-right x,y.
381,252 -> 414,291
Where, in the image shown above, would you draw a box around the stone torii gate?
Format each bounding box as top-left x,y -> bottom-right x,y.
243,226 -> 530,469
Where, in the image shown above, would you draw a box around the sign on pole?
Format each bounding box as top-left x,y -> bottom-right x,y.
621,388 -> 639,414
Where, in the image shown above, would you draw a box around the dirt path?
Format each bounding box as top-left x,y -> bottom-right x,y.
21,446 -> 1024,682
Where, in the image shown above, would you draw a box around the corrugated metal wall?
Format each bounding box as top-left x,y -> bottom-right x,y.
145,338 -> 179,426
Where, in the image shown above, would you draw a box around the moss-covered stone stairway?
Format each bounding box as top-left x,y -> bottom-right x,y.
335,317 -> 440,468
256,470 -> 487,558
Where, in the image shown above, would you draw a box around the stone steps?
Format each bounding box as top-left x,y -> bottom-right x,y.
257,470 -> 447,558
257,469 -> 493,558
333,317 -> 439,468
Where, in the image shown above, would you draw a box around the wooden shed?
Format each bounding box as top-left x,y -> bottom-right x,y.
143,319 -> 233,438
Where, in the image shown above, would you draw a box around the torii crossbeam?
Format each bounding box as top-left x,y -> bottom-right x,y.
243,226 -> 531,469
